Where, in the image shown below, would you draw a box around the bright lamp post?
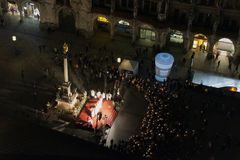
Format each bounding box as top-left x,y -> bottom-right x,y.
117,57 -> 121,63
12,35 -> 17,42
12,35 -> 17,55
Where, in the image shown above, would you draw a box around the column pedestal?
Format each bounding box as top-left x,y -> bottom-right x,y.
60,81 -> 72,103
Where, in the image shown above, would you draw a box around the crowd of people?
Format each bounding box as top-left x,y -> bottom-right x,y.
46,40 -> 240,160
104,76 -> 240,160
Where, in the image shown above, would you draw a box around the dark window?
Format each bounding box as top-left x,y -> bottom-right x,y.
105,0 -> 111,5
65,0 -> 70,6
128,0 -> 133,8
150,2 -> 157,12
144,0 -> 150,12
122,0 -> 127,7
160,1 -> 166,14
56,0 -> 64,5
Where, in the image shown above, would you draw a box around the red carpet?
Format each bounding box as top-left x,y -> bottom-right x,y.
78,98 -> 118,129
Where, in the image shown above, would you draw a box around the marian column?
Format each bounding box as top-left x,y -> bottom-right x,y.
61,42 -> 72,102
55,43 -> 79,111
63,43 -> 69,83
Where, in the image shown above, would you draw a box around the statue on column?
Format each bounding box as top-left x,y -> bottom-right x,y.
55,43 -> 80,111
58,42 -> 73,103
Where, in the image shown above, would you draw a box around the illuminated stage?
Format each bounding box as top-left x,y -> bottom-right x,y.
78,98 -> 117,129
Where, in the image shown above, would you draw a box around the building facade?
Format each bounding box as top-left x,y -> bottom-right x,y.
1,0 -> 240,55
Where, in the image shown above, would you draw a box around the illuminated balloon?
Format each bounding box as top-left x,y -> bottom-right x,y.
155,53 -> 174,82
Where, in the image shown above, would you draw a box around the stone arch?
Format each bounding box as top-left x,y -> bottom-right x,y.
93,14 -> 111,33
56,6 -> 76,24
168,30 -> 184,44
114,19 -> 133,37
112,18 -> 133,27
213,38 -> 235,56
138,23 -> 157,41
19,0 -> 40,19
192,33 -> 208,51
57,7 -> 76,32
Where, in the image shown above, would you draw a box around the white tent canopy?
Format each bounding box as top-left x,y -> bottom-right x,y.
118,59 -> 139,75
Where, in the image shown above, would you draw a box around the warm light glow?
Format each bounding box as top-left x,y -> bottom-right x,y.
97,16 -> 109,23
12,36 -> 16,42
117,57 -> 121,63
91,97 -> 103,118
192,33 -> 208,49
229,87 -> 237,92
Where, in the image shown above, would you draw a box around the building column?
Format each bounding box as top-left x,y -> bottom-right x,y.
1,0 -> 8,14
208,19 -> 219,53
111,0 -> 115,14
184,15 -> 193,52
235,27 -> 240,55
110,21 -> 115,40
208,35 -> 216,54
133,0 -> 138,18
19,6 -> 24,22
184,32 -> 193,52
132,20 -> 137,43
157,0 -> 163,20
159,31 -> 168,48
164,0 -> 168,14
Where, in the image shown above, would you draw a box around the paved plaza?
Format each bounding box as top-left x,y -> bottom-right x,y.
1,13 -> 240,160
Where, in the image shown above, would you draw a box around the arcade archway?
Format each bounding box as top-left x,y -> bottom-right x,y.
58,8 -> 75,33
115,20 -> 132,37
7,1 -> 40,21
21,2 -> 40,20
169,30 -> 184,44
213,38 -> 235,56
192,34 -> 208,51
140,24 -> 156,41
7,1 -> 18,15
94,16 -> 110,32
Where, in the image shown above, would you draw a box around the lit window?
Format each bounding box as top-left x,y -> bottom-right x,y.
97,16 -> 109,23
118,20 -> 130,26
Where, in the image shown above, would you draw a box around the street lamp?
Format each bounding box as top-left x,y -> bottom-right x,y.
12,35 -> 17,42
117,57 -> 121,63
12,35 -> 17,55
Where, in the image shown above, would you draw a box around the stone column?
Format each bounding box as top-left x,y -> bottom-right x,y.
238,27 -> 240,42
208,35 -> 215,54
159,31 -> 168,48
133,0 -> 138,18
110,21 -> 115,39
164,0 -> 168,14
64,56 -> 69,83
208,19 -> 219,53
111,0 -> 115,14
235,27 -> 240,55
157,0 -> 163,20
184,15 -> 193,51
132,20 -> 137,43
18,5 -> 24,22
